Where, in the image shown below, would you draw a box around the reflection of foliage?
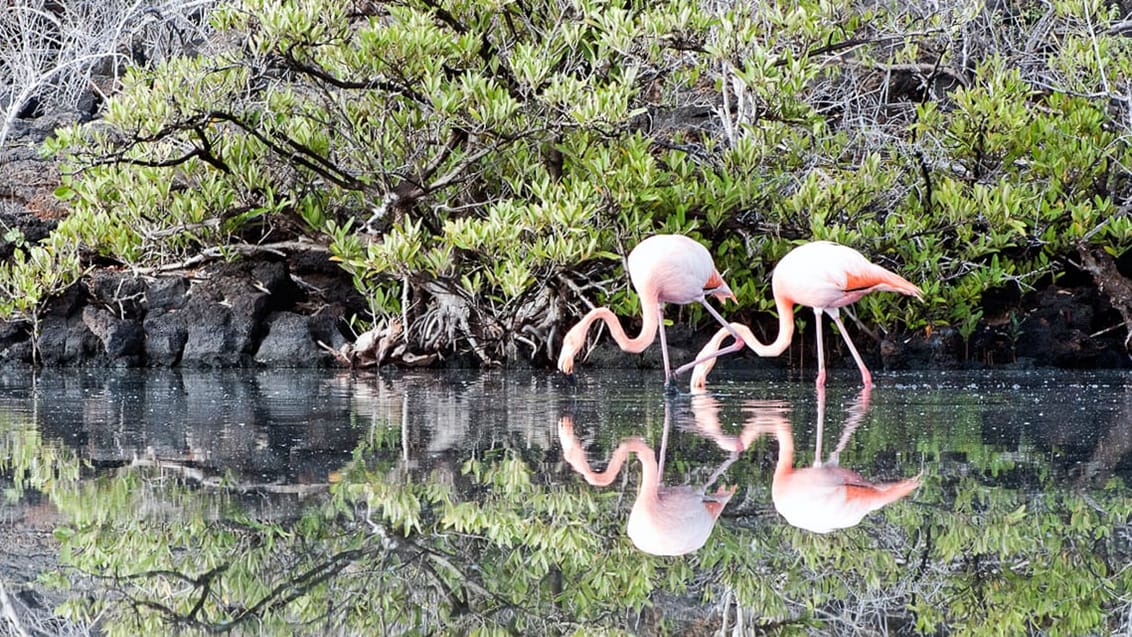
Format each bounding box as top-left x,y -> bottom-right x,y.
5,400 -> 1132,635
337,451 -> 669,633
907,475 -> 1132,635
45,467 -> 384,635
43,449 -> 679,635
709,472 -> 1132,636
0,413 -> 82,497
32,459 -> 631,634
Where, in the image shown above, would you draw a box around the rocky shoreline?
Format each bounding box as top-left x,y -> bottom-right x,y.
2,110 -> 1130,372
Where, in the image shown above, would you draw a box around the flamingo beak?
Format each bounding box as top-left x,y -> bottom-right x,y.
703,484 -> 737,502
714,284 -> 737,304
705,272 -> 735,303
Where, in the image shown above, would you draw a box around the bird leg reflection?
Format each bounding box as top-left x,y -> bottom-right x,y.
557,400 -> 741,556
814,382 -> 870,467
751,385 -> 921,533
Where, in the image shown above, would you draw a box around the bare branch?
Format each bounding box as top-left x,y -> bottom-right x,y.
0,0 -> 219,147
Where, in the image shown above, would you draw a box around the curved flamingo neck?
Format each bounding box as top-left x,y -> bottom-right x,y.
725,294 -> 796,357
756,293 -> 797,356
627,439 -> 660,497
687,296 -> 796,391
575,438 -> 657,489
574,300 -> 660,354
772,423 -> 796,482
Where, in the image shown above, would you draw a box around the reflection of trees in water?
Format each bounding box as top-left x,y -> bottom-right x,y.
31,445 -> 1132,636
1084,383 -> 1132,486
3,373 -> 1132,634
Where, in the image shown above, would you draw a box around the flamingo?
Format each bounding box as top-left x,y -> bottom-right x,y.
557,403 -> 737,556
689,241 -> 923,388
754,386 -> 922,533
557,234 -> 749,387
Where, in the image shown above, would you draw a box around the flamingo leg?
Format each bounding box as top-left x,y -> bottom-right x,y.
656,304 -> 673,383
829,310 -> 873,386
833,385 -> 872,461
670,299 -> 746,378
814,308 -> 827,387
813,383 -> 826,467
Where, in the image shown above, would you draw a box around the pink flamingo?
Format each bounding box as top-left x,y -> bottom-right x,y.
689,241 -> 923,388
557,404 -> 738,556
557,234 -> 748,386
755,386 -> 922,533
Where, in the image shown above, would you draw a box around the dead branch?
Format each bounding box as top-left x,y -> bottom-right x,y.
1075,241 -> 1132,350
131,240 -> 330,275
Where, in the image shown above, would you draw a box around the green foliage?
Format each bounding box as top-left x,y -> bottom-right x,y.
904,477 -> 1132,636
0,223 -> 85,361
4,0 -> 1131,363
336,448 -> 660,630
5,378 -> 1132,635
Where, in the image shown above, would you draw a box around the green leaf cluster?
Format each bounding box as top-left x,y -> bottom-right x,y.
5,0 -> 1131,361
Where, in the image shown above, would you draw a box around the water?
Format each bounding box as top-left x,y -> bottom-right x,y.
1,367 -> 1131,635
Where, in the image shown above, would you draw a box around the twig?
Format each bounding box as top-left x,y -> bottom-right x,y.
130,240 -> 329,275
0,580 -> 29,637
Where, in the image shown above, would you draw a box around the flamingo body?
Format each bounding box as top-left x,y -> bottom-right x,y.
690,241 -> 923,389
772,464 -> 921,534
626,234 -> 727,307
558,234 -> 739,384
759,386 -> 921,533
772,241 -> 922,312
628,484 -> 733,556
558,415 -> 734,556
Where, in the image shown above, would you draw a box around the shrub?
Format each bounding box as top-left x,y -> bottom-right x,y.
5,0 -> 1129,364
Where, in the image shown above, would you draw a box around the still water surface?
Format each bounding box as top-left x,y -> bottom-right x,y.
1,367 -> 1130,635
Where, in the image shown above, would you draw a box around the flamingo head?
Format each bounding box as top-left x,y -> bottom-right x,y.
705,271 -> 736,303
702,484 -> 738,520
557,323 -> 586,376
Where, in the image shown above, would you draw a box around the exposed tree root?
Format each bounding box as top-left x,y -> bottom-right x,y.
1075,242 -> 1132,352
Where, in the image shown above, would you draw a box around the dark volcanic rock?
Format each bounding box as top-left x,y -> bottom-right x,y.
0,245 -> 358,367
87,270 -> 149,317
255,311 -> 336,366
181,306 -> 254,366
145,276 -> 190,312
82,306 -> 144,366
181,275 -> 269,368
37,312 -> 102,366
0,321 -> 33,365
1013,285 -> 1126,368
143,309 -> 188,367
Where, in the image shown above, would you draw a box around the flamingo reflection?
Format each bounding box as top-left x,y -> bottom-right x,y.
756,385 -> 921,533
558,398 -> 747,556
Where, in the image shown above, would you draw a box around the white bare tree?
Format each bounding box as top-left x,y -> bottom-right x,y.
0,0 -> 217,147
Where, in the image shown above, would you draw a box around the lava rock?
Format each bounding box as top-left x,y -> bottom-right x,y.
255,311 -> 331,366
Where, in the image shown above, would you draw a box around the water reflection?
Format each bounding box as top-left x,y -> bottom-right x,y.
752,386 -> 922,533
557,397 -> 742,556
3,369 -> 1132,635
9,369 -> 364,489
